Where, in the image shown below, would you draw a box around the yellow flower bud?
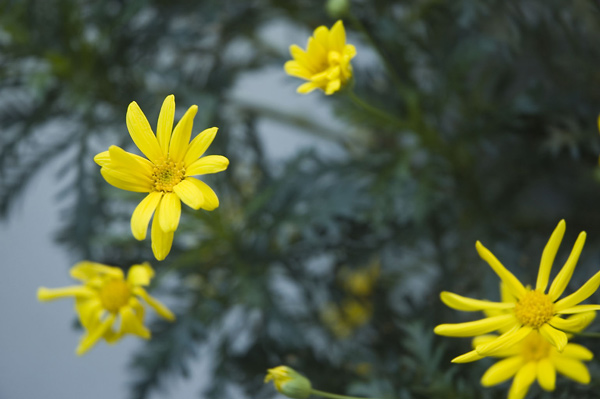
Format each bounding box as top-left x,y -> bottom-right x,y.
265,366 -> 312,399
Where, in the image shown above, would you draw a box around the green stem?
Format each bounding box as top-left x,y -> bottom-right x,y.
346,89 -> 408,129
311,388 -> 382,399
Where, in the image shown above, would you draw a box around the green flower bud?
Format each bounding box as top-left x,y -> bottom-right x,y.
326,0 -> 350,18
265,366 -> 312,399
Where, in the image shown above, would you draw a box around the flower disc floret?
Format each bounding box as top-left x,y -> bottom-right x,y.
514,290 -> 554,328
99,279 -> 131,313
152,157 -> 185,192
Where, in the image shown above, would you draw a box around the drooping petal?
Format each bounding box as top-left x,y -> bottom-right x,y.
76,313 -> 116,355
173,178 -> 204,210
440,291 -> 515,312
554,270 -> 600,311
297,81 -> 320,94
118,307 -> 150,339
75,298 -> 103,330
539,324 -> 567,352
100,168 -> 152,193
131,192 -> 162,240
186,177 -> 219,210
126,101 -> 163,163
185,155 -> 229,176
169,105 -> 198,162
433,314 -> 516,337
183,127 -> 218,167
536,220 -> 566,293
481,356 -> 523,386
476,241 -> 526,298
561,343 -> 594,360
553,357 -> 591,384
37,286 -> 94,301
127,262 -> 155,287
156,94 -> 175,154
325,79 -> 341,95
548,231 -> 587,301
134,287 -> 175,321
151,206 -> 174,261
536,358 -> 556,391
549,314 -> 595,332
562,311 -> 596,333
476,325 -> 533,356
508,361 -> 537,399
158,192 -> 181,233
70,261 -> 123,281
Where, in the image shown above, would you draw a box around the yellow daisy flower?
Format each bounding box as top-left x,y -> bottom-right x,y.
284,20 -> 356,95
94,94 -> 229,260
434,220 -> 600,358
468,311 -> 595,399
38,261 -> 175,355
265,366 -> 312,399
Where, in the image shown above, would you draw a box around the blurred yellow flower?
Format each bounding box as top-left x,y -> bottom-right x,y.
469,311 -> 595,399
265,366 -> 312,399
38,261 -> 174,355
94,94 -> 229,260
435,220 -> 600,357
285,20 -> 356,95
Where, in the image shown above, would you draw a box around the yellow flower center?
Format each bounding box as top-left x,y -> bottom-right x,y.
520,331 -> 551,361
99,279 -> 131,313
152,158 -> 185,192
514,289 -> 554,328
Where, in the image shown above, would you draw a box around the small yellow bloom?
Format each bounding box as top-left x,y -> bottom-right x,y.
473,311 -> 595,399
265,366 -> 312,399
434,220 -> 600,358
38,261 -> 175,355
285,20 -> 356,95
94,94 -> 229,260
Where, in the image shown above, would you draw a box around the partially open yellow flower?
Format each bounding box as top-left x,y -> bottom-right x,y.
284,20 -> 356,95
435,220 -> 600,358
265,366 -> 312,399
38,261 -> 174,355
94,94 -> 229,260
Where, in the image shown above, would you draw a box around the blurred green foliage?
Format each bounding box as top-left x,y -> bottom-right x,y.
4,0 -> 600,398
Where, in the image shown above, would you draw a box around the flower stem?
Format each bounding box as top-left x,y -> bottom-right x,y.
311,388 -> 382,399
346,89 -> 408,129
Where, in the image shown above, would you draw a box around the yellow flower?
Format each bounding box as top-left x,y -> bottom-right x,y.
470,311 -> 595,399
265,366 -> 312,399
37,261 -> 175,355
284,20 -> 356,95
434,220 -> 600,358
94,94 -> 229,260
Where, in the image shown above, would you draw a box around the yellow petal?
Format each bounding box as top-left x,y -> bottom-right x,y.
561,343 -> 594,360
76,313 -> 116,355
536,358 -> 555,391
158,192 -> 181,233
536,220 -> 565,293
290,44 -> 314,71
156,94 -> 175,154
538,324 -> 567,352
476,241 -> 526,298
548,313 -> 595,332
548,231 -> 586,301
169,105 -> 198,162
107,145 -> 154,177
151,206 -> 174,261
284,60 -> 312,79
183,127 -> 218,167
118,307 -> 150,339
127,262 -> 155,287
553,357 -> 591,383
508,361 -> 536,399
131,192 -> 162,240
94,151 -> 110,167
562,311 -> 596,333
126,101 -> 163,163
173,178 -> 204,210
433,314 -> 515,337
37,286 -> 94,301
476,325 -> 532,356
100,167 -> 152,193
75,298 -> 103,330
554,270 -> 600,311
185,155 -> 229,176
134,287 -> 175,321
297,81 -> 320,94
481,356 -> 523,386
451,349 -> 484,363
328,20 -> 346,53
555,304 -> 600,314
70,261 -> 123,281
325,79 -> 341,95
313,26 -> 330,49
186,177 -> 219,210
440,291 -> 514,312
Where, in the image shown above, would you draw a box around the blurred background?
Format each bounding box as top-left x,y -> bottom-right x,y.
3,1 -> 600,398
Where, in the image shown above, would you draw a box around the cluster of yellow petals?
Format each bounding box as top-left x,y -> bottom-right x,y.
37,261 -> 174,355
285,20 -> 356,95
